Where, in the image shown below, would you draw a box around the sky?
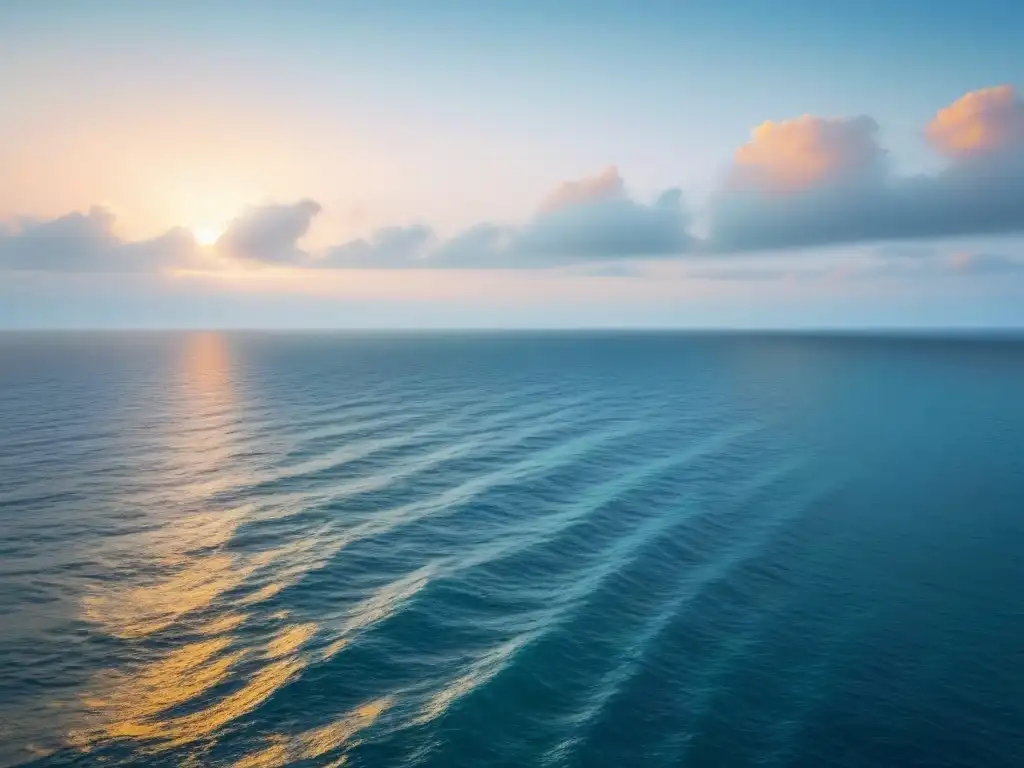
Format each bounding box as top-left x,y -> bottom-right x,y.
2,0 -> 1024,329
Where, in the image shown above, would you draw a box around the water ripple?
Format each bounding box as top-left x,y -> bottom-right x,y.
2,332 -> 1024,767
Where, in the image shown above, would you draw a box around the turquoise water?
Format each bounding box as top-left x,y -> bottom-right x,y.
1,331 -> 1023,767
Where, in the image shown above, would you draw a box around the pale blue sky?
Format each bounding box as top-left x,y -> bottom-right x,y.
2,0 -> 1023,328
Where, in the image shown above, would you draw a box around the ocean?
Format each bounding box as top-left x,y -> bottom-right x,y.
1,331 -> 1022,767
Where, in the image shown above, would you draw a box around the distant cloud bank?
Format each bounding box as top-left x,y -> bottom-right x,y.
708,85 -> 1024,252
0,206 -> 196,272
3,85 -> 1024,274
320,167 -> 692,269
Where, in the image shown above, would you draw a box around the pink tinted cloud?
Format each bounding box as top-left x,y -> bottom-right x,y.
536,166 -> 626,213
926,85 -> 1024,159
730,115 -> 884,191
708,85 -> 1024,252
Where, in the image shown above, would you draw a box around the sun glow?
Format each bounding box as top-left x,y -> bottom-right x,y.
194,226 -> 223,247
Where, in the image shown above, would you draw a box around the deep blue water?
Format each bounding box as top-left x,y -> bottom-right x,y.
1,331 -> 1023,767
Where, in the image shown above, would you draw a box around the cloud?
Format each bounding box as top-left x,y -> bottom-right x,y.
433,167 -> 690,267
865,249 -> 1024,279
576,262 -> 646,278
537,165 -> 626,213
729,115 -> 885,191
708,85 -> 1024,253
313,167 -> 692,269
5,86 -> 1024,276
431,223 -> 512,267
866,249 -> 1024,280
688,265 -> 831,282
0,199 -> 329,273
217,199 -> 322,265
689,247 -> 1024,283
948,251 -> 1024,275
509,181 -> 691,263
436,166 -> 691,267
309,89 -> 1024,267
926,85 -> 1024,159
0,206 -> 198,271
322,224 -> 435,267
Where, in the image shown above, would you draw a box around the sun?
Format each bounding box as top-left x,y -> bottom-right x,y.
193,226 -> 223,247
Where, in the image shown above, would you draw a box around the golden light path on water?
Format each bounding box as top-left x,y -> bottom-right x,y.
48,332 -> 562,765
67,334 -> 418,764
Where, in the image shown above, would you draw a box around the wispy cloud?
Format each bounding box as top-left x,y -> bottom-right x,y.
947,251 -> 1024,275
689,247 -> 1024,282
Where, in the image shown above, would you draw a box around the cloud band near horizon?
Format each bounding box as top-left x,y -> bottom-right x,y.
2,85 -> 1024,274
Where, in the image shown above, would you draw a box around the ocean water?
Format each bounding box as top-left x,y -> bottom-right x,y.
1,331 -> 1023,768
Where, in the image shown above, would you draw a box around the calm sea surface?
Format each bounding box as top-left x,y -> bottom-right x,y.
1,331 -> 1023,767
